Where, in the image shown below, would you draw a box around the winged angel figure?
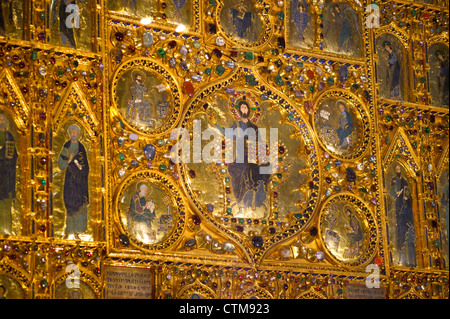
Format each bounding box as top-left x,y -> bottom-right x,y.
292,0 -> 309,43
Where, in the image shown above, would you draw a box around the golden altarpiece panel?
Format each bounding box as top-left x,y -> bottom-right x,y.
0,0 -> 448,300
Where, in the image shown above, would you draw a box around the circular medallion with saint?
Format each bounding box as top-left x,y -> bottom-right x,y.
111,58 -> 181,136
318,194 -> 378,266
313,91 -> 370,160
115,171 -> 185,251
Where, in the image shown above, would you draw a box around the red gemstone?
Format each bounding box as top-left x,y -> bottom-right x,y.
192,214 -> 201,225
189,169 -> 196,178
168,40 -> 177,49
40,157 -> 47,165
115,32 -> 124,41
304,100 -> 314,115
184,81 -> 195,96
306,69 -> 315,79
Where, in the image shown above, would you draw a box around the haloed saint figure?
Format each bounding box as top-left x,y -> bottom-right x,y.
212,100 -> 270,215
0,114 -> 18,235
58,124 -> 89,239
336,101 -> 354,151
127,183 -> 156,242
389,164 -> 416,266
383,41 -> 401,100
51,0 -> 78,49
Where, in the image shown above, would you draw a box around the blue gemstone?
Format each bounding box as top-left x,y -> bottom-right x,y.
143,144 -> 156,160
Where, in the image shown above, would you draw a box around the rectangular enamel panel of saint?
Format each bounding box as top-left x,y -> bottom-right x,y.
385,161 -> 420,267
52,121 -> 93,240
0,111 -> 24,236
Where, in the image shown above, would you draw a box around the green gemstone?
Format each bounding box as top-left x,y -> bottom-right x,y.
227,208 -> 232,214
159,164 -> 167,171
118,153 -> 125,161
297,62 -> 303,68
205,68 -> 212,75
309,85 -> 314,92
55,94 -> 61,101
352,83 -> 360,90
277,11 -> 285,20
412,9 -> 417,16
327,77 -> 334,85
261,220 -> 267,224
41,179 -> 46,186
220,168 -> 227,174
157,48 -> 166,57
40,11 -> 45,20
288,114 -> 294,121
209,0 -> 216,5
73,60 -> 79,67
89,73 -> 95,80
325,164 -> 331,171
274,75 -> 284,86
386,115 -> 392,122
58,69 -> 64,77
31,49 -> 38,61
239,218 -> 245,223
434,240 -> 440,248
420,77 -> 426,83
91,97 -> 97,104
193,41 -> 201,49
245,75 -> 257,86
424,127 -> 430,133
272,181 -> 278,186
216,65 -> 225,76
335,186 -> 341,192
244,51 -> 253,60
40,279 -> 48,288
157,139 -> 166,145
225,177 -> 230,183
